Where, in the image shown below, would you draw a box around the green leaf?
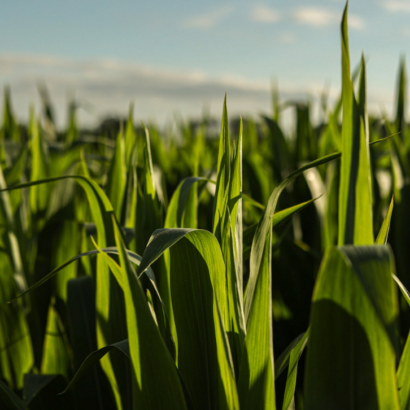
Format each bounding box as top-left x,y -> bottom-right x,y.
136,124 -> 161,254
304,245 -> 400,409
106,130 -> 126,220
281,330 -> 309,410
40,298 -> 70,378
274,331 -> 308,380
29,114 -> 50,217
137,228 -> 239,409
97,217 -> 188,409
165,177 -> 210,229
124,104 -> 137,168
238,231 -> 275,410
338,5 -> 373,245
244,152 -> 340,322
213,94 -> 230,240
398,328 -> 410,410
375,196 -> 394,244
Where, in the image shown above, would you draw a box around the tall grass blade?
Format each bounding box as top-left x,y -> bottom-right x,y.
338,5 -> 373,245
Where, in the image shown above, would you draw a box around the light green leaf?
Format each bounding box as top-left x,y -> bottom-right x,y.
375,196 -> 394,244
137,228 -> 239,409
238,231 -> 275,410
106,130 -> 126,220
338,5 -> 373,245
98,217 -> 188,409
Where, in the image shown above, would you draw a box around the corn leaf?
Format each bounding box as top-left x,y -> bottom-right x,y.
97,217 -> 188,409
338,4 -> 373,245
304,245 -> 400,409
137,228 -> 239,410
375,196 -> 394,244
106,130 -> 126,220
238,232 -> 275,410
244,152 -> 340,322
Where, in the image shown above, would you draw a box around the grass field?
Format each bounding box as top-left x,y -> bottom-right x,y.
1,3 -> 410,410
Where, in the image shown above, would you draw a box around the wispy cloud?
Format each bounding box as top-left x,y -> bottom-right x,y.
293,7 -> 365,30
383,0 -> 410,12
183,6 -> 233,29
251,6 -> 281,23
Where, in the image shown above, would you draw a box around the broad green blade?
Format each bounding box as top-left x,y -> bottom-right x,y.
40,298 -> 70,378
97,218 -> 188,409
244,152 -> 340,322
0,379 -> 27,410
304,245 -> 400,409
137,228 -> 239,410
238,231 -> 275,410
281,330 -> 309,410
106,130 -> 126,220
375,196 -> 394,244
338,5 -> 373,245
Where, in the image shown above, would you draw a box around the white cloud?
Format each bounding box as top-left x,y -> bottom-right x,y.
251,6 -> 281,23
293,7 -> 365,30
0,53 -> 277,127
383,0 -> 410,12
183,6 -> 233,29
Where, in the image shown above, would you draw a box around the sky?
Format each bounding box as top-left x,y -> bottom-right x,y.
1,0 -> 409,128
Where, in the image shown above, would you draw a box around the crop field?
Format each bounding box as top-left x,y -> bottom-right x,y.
1,4 -> 410,410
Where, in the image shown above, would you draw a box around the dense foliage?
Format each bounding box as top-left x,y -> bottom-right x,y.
1,3 -> 410,409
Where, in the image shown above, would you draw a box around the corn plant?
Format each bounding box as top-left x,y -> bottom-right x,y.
1,2 -> 410,409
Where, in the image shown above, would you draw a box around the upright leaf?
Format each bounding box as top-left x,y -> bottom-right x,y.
338,5 -> 373,245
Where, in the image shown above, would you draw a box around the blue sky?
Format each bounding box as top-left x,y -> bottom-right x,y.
1,0 -> 409,127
